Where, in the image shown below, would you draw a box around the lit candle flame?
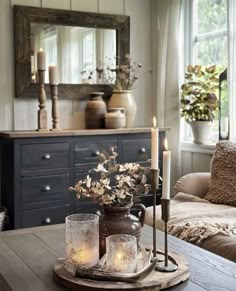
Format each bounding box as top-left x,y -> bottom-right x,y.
153,116 -> 157,128
164,138 -> 168,151
39,48 -> 43,52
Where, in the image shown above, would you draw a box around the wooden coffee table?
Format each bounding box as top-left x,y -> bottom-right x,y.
0,224 -> 235,291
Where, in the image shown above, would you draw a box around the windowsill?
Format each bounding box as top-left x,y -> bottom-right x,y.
181,141 -> 216,154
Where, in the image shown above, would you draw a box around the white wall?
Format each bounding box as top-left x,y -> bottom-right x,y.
0,0 -> 153,131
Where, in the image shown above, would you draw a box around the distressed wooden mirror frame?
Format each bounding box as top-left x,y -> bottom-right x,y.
14,5 -> 130,99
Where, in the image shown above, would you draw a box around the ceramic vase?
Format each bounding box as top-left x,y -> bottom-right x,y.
108,90 -> 137,128
85,92 -> 107,129
99,203 -> 145,257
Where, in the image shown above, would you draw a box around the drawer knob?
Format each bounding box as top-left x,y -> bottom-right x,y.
140,147 -> 146,153
43,154 -> 51,160
42,185 -> 51,191
43,217 -> 51,225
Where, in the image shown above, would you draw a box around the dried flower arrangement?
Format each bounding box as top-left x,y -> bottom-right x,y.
69,148 -> 150,207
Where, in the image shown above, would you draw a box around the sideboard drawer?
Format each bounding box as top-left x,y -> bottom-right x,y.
122,139 -> 151,163
21,205 -> 69,228
21,174 -> 69,204
21,143 -> 69,170
74,140 -> 117,166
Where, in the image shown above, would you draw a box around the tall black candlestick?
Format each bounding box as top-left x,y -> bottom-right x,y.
151,169 -> 159,258
156,198 -> 178,272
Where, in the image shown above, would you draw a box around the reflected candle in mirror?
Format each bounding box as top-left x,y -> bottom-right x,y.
37,48 -> 46,70
49,65 -> 58,85
106,234 -> 137,273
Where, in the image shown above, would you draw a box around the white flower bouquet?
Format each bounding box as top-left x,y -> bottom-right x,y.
69,148 -> 150,207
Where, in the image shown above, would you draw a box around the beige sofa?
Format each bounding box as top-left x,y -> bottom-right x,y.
145,172 -> 236,263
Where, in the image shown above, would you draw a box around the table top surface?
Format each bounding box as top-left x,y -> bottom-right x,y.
0,224 -> 235,291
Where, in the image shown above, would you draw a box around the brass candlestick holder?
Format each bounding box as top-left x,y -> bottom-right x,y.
156,198 -> 178,272
50,84 -> 61,131
37,69 -> 49,131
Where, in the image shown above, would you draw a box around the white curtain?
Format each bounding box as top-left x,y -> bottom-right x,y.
96,29 -> 116,64
57,27 -> 73,83
228,0 -> 236,141
152,0 -> 182,190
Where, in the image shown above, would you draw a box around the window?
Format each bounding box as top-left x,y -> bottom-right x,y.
181,0 -> 228,142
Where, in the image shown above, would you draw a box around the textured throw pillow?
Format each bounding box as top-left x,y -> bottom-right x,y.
205,141 -> 236,206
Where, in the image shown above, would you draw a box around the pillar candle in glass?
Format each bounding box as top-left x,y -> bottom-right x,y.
151,116 -> 159,169
65,214 -> 99,272
106,234 -> 137,273
37,48 -> 46,70
162,138 -> 171,199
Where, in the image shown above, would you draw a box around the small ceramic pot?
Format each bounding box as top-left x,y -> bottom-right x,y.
105,108 -> 126,129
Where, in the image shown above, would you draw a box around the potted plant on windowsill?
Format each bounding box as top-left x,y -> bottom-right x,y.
181,65 -> 222,144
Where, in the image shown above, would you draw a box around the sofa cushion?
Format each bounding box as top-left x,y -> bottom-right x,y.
205,141 -> 236,206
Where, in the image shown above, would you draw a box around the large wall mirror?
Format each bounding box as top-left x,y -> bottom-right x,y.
14,5 -> 130,99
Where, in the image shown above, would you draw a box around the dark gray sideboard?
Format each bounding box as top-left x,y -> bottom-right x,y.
0,128 -> 167,229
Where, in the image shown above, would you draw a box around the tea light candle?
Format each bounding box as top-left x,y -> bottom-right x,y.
151,116 -> 159,170
106,234 -> 137,273
70,246 -> 97,266
49,64 -> 58,85
37,48 -> 46,70
66,214 -> 99,271
162,138 -> 171,199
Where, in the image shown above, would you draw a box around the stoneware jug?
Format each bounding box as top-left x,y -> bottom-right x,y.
105,107 -> 126,129
85,92 -> 107,129
99,203 -> 146,257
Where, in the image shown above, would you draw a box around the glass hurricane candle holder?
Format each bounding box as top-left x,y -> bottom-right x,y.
106,234 -> 137,273
65,214 -> 99,272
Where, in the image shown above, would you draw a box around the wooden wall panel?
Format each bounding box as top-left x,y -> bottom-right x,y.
181,150 -> 212,178
41,0 -> 70,9
125,0 -> 152,127
181,151 -> 193,176
99,0 -> 124,14
192,153 -> 212,173
11,0 -> 40,6
0,0 -> 14,130
71,0 -> 98,12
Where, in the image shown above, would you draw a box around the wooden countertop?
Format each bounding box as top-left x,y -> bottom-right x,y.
0,127 -> 169,139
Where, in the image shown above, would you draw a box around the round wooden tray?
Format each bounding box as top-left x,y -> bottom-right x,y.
53,251 -> 190,291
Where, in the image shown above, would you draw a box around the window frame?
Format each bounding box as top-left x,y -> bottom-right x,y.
181,0 -> 228,143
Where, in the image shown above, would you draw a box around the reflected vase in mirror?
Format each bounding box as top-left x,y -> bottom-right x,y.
85,92 -> 107,129
108,90 -> 137,128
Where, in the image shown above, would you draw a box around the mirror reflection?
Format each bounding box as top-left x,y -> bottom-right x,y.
30,23 -> 116,84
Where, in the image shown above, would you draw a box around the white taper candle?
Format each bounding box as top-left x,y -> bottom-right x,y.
162,138 -> 171,199
151,116 -> 159,170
